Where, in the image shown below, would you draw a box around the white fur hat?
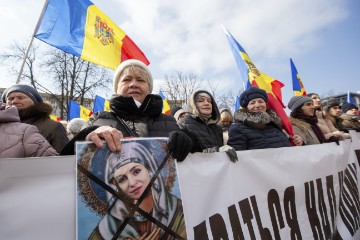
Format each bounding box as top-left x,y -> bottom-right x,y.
113,59 -> 153,93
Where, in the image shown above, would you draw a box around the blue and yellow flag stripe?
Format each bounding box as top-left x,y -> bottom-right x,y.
159,90 -> 171,115
93,95 -> 110,113
290,58 -> 306,96
68,100 -> 92,121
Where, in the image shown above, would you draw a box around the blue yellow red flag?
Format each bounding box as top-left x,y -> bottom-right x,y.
223,26 -> 293,136
290,58 -> 306,96
93,95 -> 110,113
50,114 -> 62,122
35,0 -> 149,69
68,100 -> 92,121
159,90 -> 171,115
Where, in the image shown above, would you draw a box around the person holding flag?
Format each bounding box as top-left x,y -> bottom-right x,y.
61,60 -> 193,164
228,87 -> 303,151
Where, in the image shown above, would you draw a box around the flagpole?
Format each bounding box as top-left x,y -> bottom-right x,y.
16,0 -> 49,84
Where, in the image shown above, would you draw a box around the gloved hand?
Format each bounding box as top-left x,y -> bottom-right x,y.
168,131 -> 193,162
219,145 -> 238,163
327,136 -> 340,145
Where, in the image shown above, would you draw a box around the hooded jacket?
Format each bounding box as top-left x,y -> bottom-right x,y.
227,108 -> 291,151
18,102 -> 69,153
178,90 -> 223,152
0,104 -> 58,158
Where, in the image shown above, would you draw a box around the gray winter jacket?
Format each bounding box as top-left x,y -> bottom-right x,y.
0,104 -> 58,158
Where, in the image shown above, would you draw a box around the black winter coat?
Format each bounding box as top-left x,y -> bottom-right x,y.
228,109 -> 291,151
178,115 -> 223,153
61,94 -> 179,155
19,102 -> 69,153
178,90 -> 223,153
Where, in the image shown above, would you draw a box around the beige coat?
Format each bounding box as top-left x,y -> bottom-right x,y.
316,111 -> 351,140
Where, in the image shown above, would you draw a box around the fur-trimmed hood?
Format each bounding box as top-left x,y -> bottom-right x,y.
234,108 -> 283,130
188,90 -> 220,124
18,101 -> 53,121
289,117 -> 312,132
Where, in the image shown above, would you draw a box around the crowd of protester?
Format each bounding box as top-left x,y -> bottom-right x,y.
1,59 -> 359,159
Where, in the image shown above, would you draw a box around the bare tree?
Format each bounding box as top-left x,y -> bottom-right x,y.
161,72 -> 202,108
40,49 -> 112,118
0,41 -> 39,87
0,41 -> 112,119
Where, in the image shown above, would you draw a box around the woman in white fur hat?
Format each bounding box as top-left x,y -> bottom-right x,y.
61,60 -> 192,163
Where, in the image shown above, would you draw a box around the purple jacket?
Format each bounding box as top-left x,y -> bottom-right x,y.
0,104 -> 58,158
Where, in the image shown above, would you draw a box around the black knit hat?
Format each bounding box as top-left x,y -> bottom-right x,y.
170,106 -> 182,116
287,96 -> 312,112
322,98 -> 340,112
342,102 -> 358,113
2,84 -> 43,104
240,87 -> 268,108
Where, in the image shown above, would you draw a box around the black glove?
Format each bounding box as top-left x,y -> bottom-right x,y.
219,145 -> 238,162
168,131 -> 193,162
327,136 -> 340,145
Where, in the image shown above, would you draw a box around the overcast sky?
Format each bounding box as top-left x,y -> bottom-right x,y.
1,0 -> 359,106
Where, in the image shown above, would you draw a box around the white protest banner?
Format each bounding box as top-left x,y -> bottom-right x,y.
0,156 -> 76,240
177,135 -> 360,240
1,132 -> 359,240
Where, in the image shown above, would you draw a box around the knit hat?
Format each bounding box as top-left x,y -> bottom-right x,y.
322,98 -> 340,112
287,96 -> 312,112
341,102 -> 358,113
170,106 -> 182,116
240,87 -> 268,108
113,59 -> 153,93
2,84 -> 43,104
67,118 -> 86,135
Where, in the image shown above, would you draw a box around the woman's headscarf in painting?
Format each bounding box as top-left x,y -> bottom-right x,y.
99,140 -> 178,239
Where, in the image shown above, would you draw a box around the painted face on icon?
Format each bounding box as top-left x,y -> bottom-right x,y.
113,162 -> 151,200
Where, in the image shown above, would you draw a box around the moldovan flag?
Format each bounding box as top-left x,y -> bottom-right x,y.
50,115 -> 62,122
93,95 -> 110,113
34,0 -> 150,70
234,95 -> 240,112
223,26 -> 293,136
290,58 -> 306,96
68,100 -> 92,121
159,90 -> 171,114
347,91 -> 356,105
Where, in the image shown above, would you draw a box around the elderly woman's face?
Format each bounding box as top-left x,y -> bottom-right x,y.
301,101 -> 315,116
6,92 -> 34,109
247,98 -> 267,113
117,67 -> 150,103
114,162 -> 151,200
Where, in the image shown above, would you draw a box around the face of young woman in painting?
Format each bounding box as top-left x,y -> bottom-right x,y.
114,162 -> 151,200
117,67 -> 150,103
247,98 -> 267,113
301,101 -> 315,116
